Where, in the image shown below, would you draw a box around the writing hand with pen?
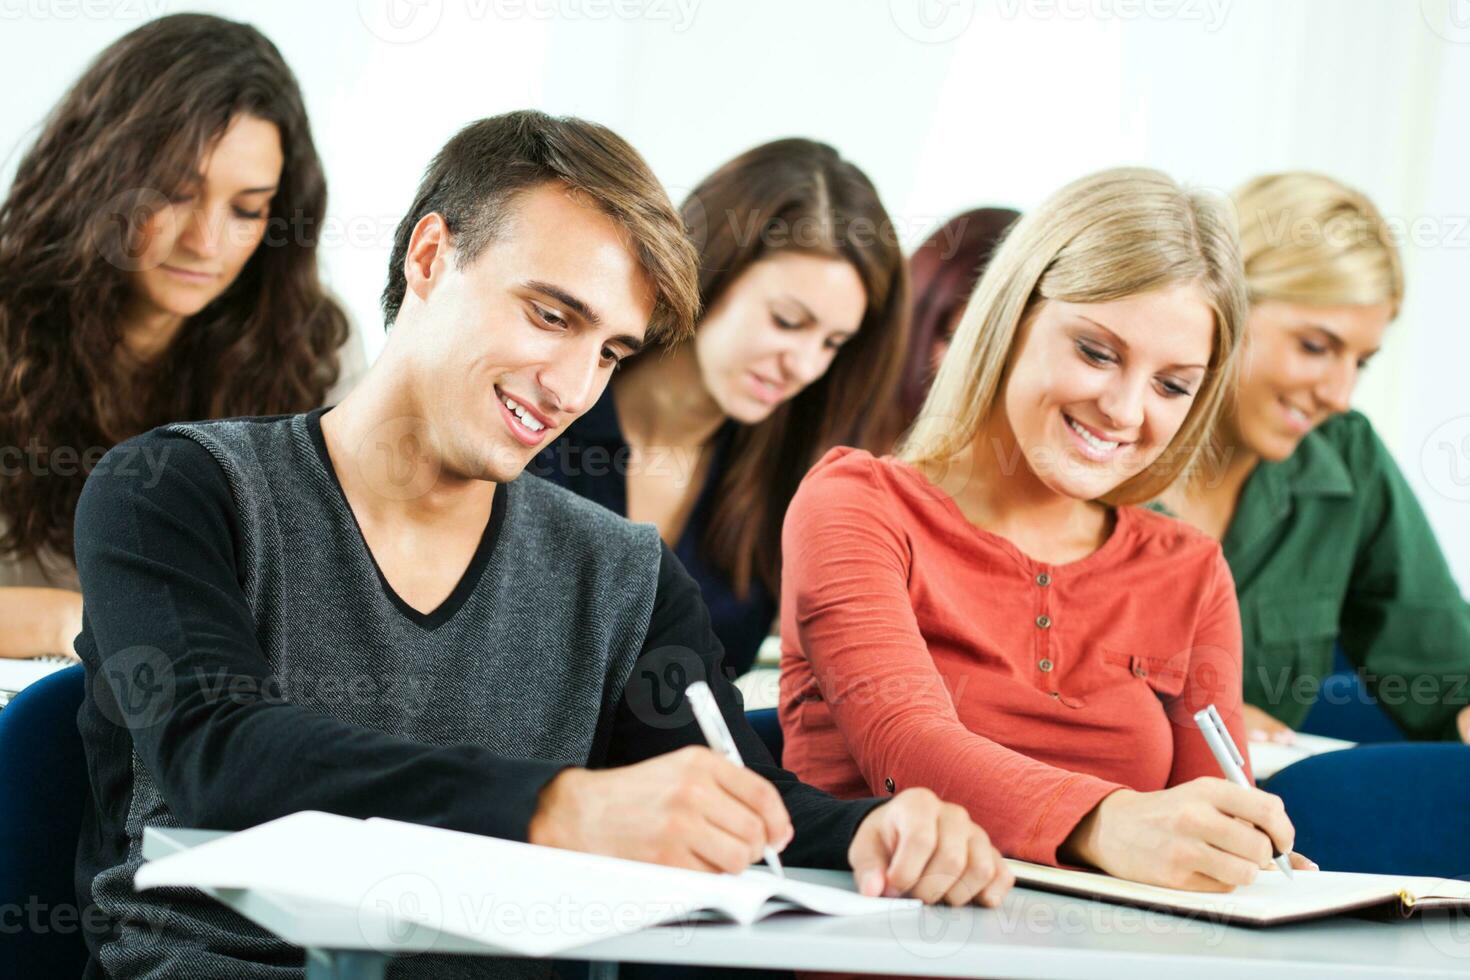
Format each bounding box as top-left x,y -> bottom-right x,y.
528,679 -> 1015,908
1062,704 -> 1317,892
527,748 -> 1014,906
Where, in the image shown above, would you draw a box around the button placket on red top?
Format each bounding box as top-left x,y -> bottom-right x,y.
1033,565 -> 1055,695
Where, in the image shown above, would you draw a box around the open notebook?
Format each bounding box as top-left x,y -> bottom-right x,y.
135,811 -> 918,957
1012,860 -> 1470,926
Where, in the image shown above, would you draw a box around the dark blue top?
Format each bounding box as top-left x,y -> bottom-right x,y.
531,387 -> 775,677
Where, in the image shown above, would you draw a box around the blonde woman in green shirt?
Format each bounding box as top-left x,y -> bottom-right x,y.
1162,172 -> 1470,746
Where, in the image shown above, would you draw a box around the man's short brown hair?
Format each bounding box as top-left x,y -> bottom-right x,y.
382,110 -> 699,344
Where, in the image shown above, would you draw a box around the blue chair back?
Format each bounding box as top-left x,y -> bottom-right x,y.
0,665 -> 90,978
745,708 -> 783,767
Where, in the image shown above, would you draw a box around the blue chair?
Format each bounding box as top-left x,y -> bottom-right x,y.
745,708 -> 783,767
0,665 -> 90,978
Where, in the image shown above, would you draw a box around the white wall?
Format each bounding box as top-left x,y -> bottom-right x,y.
3,0 -> 1467,583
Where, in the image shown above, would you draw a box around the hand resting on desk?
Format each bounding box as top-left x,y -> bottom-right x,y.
528,746 -> 1014,907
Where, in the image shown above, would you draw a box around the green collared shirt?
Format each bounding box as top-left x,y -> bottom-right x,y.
1222,410 -> 1470,740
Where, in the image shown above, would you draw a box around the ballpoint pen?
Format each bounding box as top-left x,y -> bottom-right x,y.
1194,703 -> 1294,879
684,680 -> 786,878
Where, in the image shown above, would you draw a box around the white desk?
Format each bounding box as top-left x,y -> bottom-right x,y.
141,826 -> 1470,979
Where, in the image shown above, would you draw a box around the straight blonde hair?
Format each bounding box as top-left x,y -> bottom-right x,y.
1233,171 -> 1404,313
899,167 -> 1248,502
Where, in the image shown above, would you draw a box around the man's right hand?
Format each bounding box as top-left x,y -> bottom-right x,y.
527,745 -> 794,874
1062,777 -> 1296,891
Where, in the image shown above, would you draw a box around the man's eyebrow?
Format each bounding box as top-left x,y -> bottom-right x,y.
1079,315 -> 1206,371
525,280 -> 602,325
613,333 -> 646,355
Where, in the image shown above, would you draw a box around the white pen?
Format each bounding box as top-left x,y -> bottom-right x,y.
1194,703 -> 1294,880
684,680 -> 786,878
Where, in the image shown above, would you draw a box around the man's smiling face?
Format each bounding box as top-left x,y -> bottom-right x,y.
398,182 -> 657,483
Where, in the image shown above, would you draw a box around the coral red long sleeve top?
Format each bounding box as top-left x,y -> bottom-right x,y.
778,448 -> 1252,865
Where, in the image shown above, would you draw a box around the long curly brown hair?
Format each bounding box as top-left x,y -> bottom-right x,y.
0,14 -> 347,567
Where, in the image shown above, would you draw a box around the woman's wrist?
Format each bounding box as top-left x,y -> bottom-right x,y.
1060,788 -> 1131,868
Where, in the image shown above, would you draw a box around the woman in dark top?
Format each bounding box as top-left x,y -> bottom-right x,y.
534,139 -> 909,676
0,14 -> 351,660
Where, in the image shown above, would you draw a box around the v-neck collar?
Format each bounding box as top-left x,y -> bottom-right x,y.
306,407 -> 507,631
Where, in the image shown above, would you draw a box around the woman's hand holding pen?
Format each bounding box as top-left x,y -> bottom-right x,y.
1061,778 -> 1307,892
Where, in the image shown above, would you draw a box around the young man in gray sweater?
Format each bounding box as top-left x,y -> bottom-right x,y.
74,111 -> 1012,979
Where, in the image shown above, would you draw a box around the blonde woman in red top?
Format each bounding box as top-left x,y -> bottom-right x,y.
780,167 -> 1315,895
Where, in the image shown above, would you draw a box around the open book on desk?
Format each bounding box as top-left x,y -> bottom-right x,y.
1012,860 -> 1470,926
135,810 -> 919,958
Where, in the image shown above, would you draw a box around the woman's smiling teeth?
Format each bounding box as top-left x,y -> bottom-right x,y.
1064,413 -> 1122,458
501,393 -> 545,433
1281,399 -> 1312,431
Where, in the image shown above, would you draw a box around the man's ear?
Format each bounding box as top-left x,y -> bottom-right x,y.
404,213 -> 452,306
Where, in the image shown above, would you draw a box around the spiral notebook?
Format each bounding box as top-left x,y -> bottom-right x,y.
135,810 -> 919,957
1011,860 -> 1470,926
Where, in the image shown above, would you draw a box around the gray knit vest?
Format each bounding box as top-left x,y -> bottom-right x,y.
93,412 -> 662,980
